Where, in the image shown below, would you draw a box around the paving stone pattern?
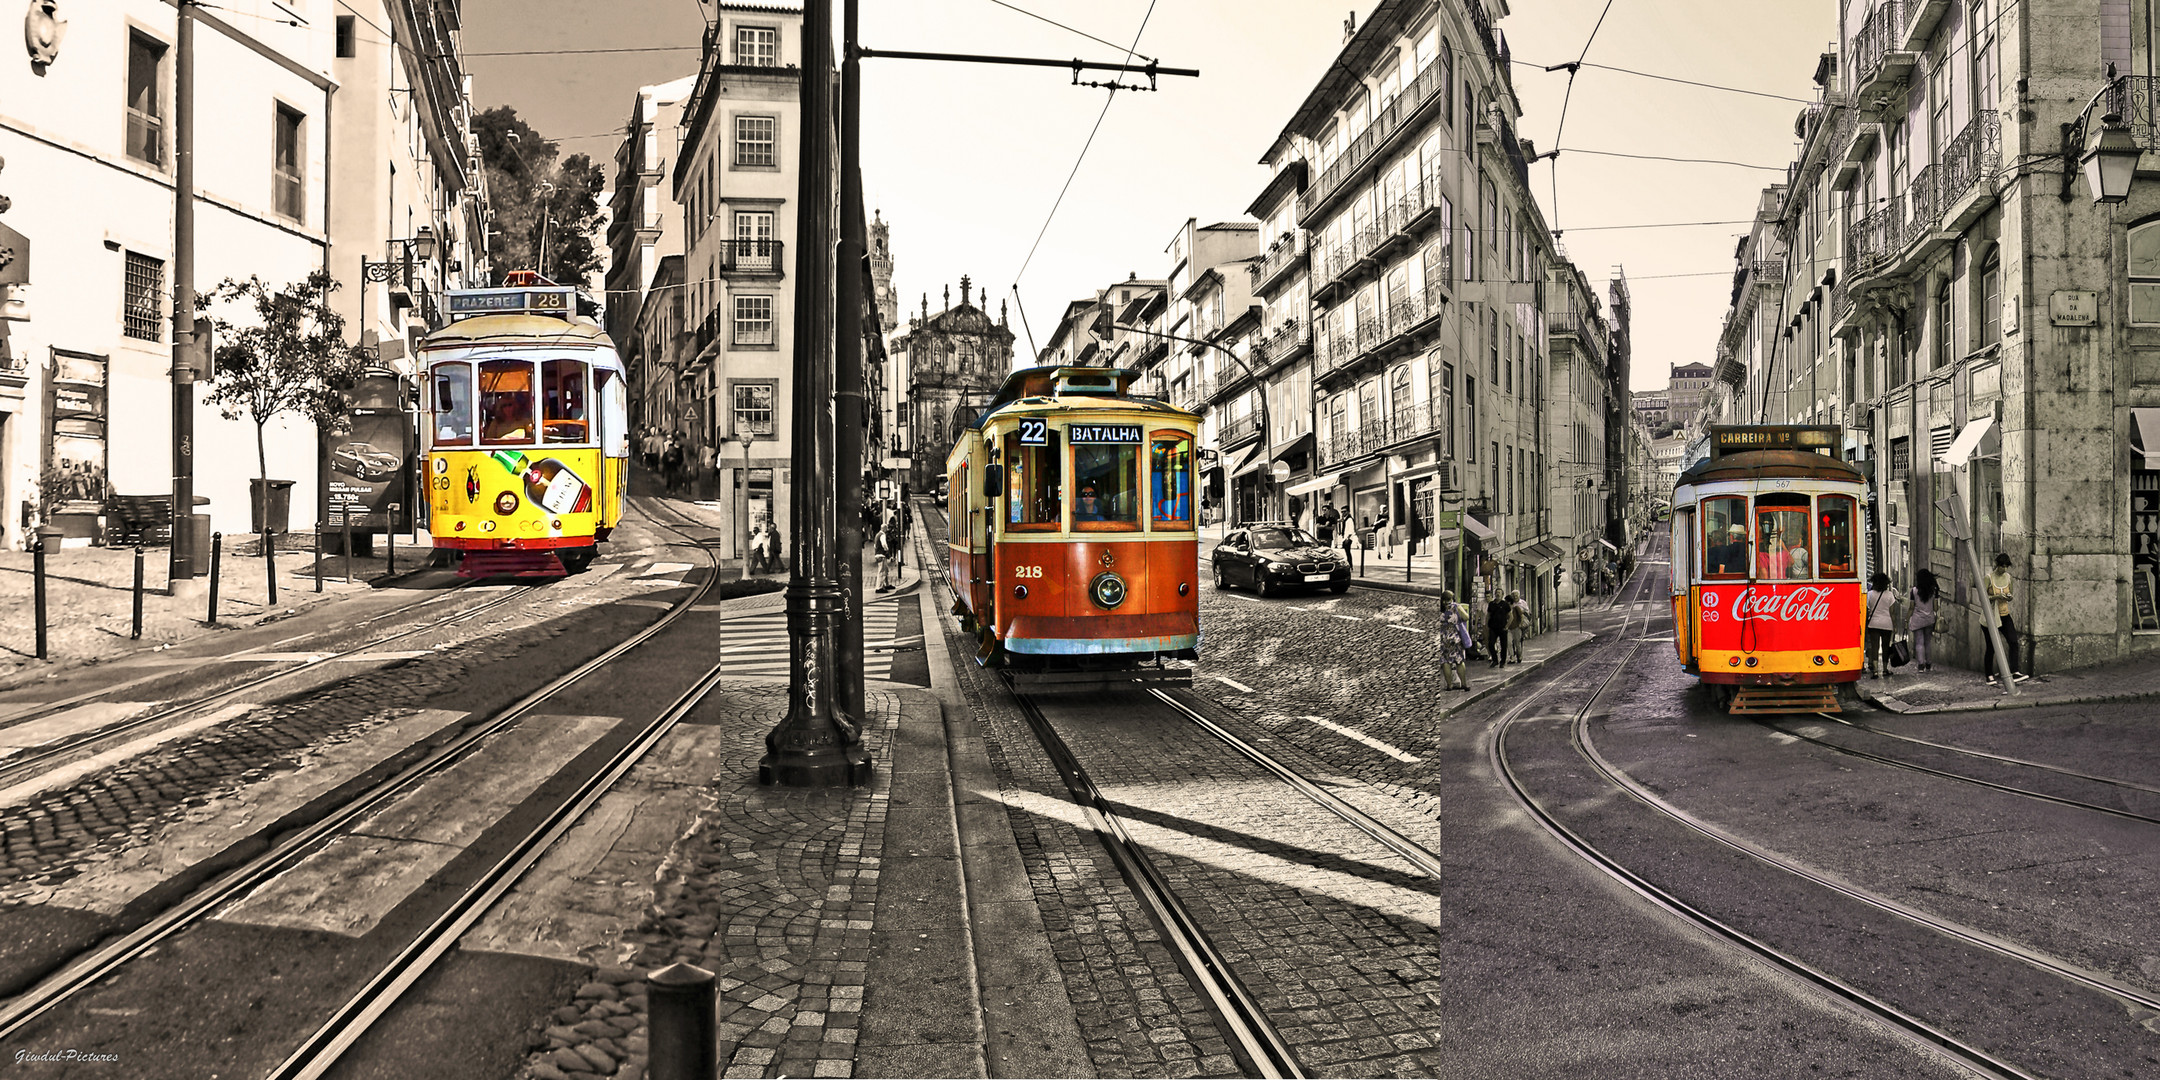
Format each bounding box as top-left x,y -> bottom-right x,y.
515,682 -> 897,1080
920,509 -> 1236,1078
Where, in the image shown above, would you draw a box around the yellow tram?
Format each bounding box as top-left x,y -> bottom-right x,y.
946,366 -> 1202,691
421,279 -> 628,578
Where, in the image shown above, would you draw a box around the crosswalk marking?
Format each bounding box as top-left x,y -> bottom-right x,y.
721,599 -> 906,678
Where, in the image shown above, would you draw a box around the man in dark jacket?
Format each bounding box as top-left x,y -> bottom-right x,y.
1486,594 -> 1513,666
1316,500 -> 1339,546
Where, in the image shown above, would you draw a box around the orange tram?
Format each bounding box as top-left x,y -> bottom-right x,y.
946,366 -> 1201,692
1670,425 -> 1869,713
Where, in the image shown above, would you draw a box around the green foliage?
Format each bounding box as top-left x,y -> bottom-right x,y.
196,271 -> 366,483
474,106 -> 607,287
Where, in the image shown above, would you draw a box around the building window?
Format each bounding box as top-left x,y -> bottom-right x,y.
735,115 -> 776,167
273,103 -> 306,221
2132,222 -> 2160,325
126,31 -> 167,166
734,25 -> 778,67
1488,308 -> 1501,381
335,15 -> 356,58
734,210 -> 775,268
123,251 -> 165,341
734,294 -> 775,345
733,382 -> 775,436
1440,41 -> 1455,124
1933,282 -> 1953,373
1979,248 -> 2002,347
1970,1 -> 1998,120
1465,376 -> 1477,456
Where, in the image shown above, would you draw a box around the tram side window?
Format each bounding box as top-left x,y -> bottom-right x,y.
1702,495 -> 1750,578
479,359 -> 537,446
1073,440 -> 1140,530
1817,495 -> 1858,578
1755,494 -> 1813,580
1150,432 -> 1193,530
431,361 -> 472,446
1004,430 -> 1063,531
541,359 -> 589,444
950,463 -> 968,531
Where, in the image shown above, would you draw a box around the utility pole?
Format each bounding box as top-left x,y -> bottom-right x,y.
834,0 -> 868,721
761,0 -> 870,787
170,1 -> 199,587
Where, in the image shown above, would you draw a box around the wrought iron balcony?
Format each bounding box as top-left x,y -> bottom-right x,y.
1848,1 -> 1914,112
2098,74 -> 2160,152
1219,410 -> 1263,445
1299,57 -> 1451,224
716,239 -> 785,276
1252,230 -> 1309,296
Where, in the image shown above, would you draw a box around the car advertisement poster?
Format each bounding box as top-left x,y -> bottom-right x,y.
329,380 -> 413,532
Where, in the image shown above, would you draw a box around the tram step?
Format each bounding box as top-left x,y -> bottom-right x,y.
457,550 -> 568,579
1729,685 -> 1841,714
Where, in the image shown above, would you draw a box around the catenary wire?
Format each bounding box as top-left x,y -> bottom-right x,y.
1010,0 -> 1158,286
985,0 -> 1157,64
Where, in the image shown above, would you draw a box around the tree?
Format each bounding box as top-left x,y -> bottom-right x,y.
475,106 -> 607,287
197,272 -> 366,524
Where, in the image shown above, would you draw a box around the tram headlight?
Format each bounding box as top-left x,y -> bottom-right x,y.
1813,655 -> 1825,666
1745,656 -> 1759,667
1089,572 -> 1128,610
494,492 -> 519,515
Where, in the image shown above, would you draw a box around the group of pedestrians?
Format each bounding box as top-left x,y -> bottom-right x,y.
639,429 -> 706,497
1862,553 -> 2030,684
1430,588 -> 1532,691
869,499 -> 911,592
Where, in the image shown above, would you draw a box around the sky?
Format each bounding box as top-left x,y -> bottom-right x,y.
463,0 -> 1838,393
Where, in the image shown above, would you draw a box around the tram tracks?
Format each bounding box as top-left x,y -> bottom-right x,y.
1497,628 -> 2160,1079
0,500 -> 734,1076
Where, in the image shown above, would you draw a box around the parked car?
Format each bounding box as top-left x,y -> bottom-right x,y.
331,441 -> 402,481
1211,523 -> 1351,596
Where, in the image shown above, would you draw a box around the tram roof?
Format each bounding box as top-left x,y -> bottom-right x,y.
1675,448 -> 1863,487
421,314 -> 618,354
968,365 -> 1195,429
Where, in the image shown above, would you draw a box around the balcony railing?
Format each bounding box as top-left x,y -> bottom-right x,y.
1939,109 -> 2000,208
1320,400 -> 1448,466
1848,1 -> 1911,105
716,239 -> 785,275
2098,74 -> 2160,152
1550,309 -> 1608,363
1219,411 -> 1263,445
1845,111 -> 1997,281
1752,260 -> 1785,286
1252,230 -> 1309,295
1252,317 -> 1311,372
694,305 -> 725,353
1300,58 -> 1451,223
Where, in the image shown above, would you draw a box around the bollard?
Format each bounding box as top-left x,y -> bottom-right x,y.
132,546 -> 146,640
645,962 -> 717,1080
32,530 -> 49,660
207,533 -> 223,624
314,522 -> 324,594
263,528 -> 278,606
386,528 -> 396,578
341,514 -> 353,586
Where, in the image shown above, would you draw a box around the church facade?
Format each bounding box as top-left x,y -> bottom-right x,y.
893,277 -> 1015,493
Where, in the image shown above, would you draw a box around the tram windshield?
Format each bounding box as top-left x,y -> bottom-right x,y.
1818,495 -> 1858,578
479,359 -> 537,446
431,361 -> 473,446
1755,494 -> 1812,579
1702,495 -> 1750,578
1073,441 -> 1140,530
1003,430 -> 1062,531
1150,432 -> 1193,530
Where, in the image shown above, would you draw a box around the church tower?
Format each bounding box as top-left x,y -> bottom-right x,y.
870,211 -> 898,335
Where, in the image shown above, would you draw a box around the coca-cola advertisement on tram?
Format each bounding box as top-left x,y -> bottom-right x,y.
1694,582 -> 1862,654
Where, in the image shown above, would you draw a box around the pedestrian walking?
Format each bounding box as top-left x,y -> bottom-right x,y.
875,510 -> 901,591
1316,500 -> 1339,547
1486,593 -> 1512,667
1507,590 -> 1530,663
1982,552 -> 2030,683
1864,571 -> 1900,678
642,429 -> 663,474
1435,591 -> 1470,691
697,441 -> 717,500
1907,568 -> 1939,672
1374,504 -> 1394,559
661,437 -> 686,496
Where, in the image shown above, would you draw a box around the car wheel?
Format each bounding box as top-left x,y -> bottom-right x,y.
1257,574 -> 1275,598
1213,564 -> 1229,590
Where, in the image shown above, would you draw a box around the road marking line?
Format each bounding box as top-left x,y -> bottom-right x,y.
1386,623 -> 1426,633
1282,606 -> 1309,612
331,651 -> 432,661
1227,595 -> 1263,603
1299,715 -> 1420,763
1215,676 -> 1255,694
1328,613 -> 1361,622
639,562 -> 694,577
233,652 -> 332,663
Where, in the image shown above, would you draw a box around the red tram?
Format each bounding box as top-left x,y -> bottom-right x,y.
946,366 -> 1201,692
1670,426 -> 1869,713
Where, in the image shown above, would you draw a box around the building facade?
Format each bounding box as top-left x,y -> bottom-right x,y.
1705,0 -> 2160,671
605,74 -> 697,437
896,279 -> 1014,494
2,0 -> 481,549
674,3 -> 801,556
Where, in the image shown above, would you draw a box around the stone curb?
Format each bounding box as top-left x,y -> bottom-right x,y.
1858,684 -> 2160,715
1440,631 -> 1600,717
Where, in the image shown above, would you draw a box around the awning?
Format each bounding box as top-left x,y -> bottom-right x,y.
1229,443 -> 1265,479
1595,537 -> 1618,554
1462,514 -> 1496,541
2135,408 -> 2160,470
1522,541 -> 1567,566
1283,471 -> 1344,498
1271,431 -> 1316,466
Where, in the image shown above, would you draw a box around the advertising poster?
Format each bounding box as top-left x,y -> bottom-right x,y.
329,377 -> 413,532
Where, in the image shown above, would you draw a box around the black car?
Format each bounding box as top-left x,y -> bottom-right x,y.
1211,524 -> 1351,596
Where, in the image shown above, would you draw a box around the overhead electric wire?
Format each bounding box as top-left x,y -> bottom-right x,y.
986,0 -> 1157,64
1010,0 -> 1158,286
1558,147 -> 1789,171
1514,58 -> 1818,106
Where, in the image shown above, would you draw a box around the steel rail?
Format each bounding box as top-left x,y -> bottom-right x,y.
1577,716 -> 2160,1015
1491,642 -> 2037,1080
1148,688 -> 1443,882
1810,712 -> 2160,797
0,578 -> 509,735
0,584 -> 530,791
0,511 -> 720,1045
1010,692 -> 1304,1079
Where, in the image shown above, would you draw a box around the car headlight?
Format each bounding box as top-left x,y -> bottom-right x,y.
1265,561 -> 1293,573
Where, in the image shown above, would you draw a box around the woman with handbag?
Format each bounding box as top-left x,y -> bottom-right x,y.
1864,571 -> 1900,678
1907,568 -> 1939,672
1435,591 -> 1471,691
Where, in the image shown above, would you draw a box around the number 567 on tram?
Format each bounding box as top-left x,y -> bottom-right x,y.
1669,426 -> 1869,713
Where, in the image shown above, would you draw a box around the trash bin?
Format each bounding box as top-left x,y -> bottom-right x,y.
189,513 -> 212,561
250,478 -> 294,534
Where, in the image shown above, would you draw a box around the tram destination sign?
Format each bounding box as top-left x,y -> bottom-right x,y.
1067,423 -> 1143,445
446,287 -> 573,317
1707,425 -> 1839,458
